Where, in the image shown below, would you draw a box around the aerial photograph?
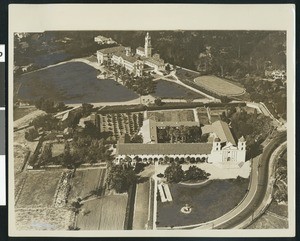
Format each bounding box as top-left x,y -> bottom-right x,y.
12,30 -> 287,231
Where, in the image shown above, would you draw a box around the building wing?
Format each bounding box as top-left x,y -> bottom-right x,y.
116,143 -> 213,156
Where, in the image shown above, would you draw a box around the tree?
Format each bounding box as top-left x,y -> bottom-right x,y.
82,103 -> 94,116
25,127 -> 39,141
165,64 -> 171,73
106,165 -> 137,193
130,134 -> 143,143
164,162 -> 184,183
154,98 -> 163,106
183,165 -> 210,182
31,114 -> 59,131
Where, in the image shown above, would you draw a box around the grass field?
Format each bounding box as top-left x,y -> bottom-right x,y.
132,180 -> 150,230
68,168 -> 106,201
76,194 -> 128,230
156,178 -> 249,227
147,109 -> 195,122
16,171 -> 62,207
16,62 -> 138,104
153,79 -> 205,99
194,75 -> 245,96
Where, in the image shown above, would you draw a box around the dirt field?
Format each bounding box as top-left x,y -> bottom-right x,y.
16,170 -> 62,207
132,180 -> 150,230
76,194 -> 128,230
51,143 -> 65,157
147,109 -> 195,122
194,75 -> 245,96
68,168 -> 106,201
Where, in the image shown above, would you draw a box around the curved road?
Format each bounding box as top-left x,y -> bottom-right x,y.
214,131 -> 287,229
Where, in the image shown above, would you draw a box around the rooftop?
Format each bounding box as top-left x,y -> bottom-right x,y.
202,120 -> 236,145
117,143 -> 213,156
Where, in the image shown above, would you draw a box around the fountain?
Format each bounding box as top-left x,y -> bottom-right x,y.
180,203 -> 192,214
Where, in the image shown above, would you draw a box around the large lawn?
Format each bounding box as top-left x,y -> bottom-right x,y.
16,171 -> 62,207
156,178 -> 249,228
76,194 -> 128,230
147,109 -> 195,122
194,75 -> 245,96
153,79 -> 205,99
16,62 -> 139,104
68,168 -> 106,201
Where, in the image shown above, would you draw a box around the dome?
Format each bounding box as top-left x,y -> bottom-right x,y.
214,137 -> 221,142
239,136 -> 245,142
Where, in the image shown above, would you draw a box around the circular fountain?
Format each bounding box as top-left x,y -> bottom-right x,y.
180,203 -> 192,214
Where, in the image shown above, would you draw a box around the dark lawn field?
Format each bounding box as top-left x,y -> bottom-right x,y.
157,178 -> 249,227
153,80 -> 205,99
16,62 -> 139,104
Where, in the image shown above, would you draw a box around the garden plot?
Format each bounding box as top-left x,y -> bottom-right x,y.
147,109 -> 195,122
196,107 -> 210,125
15,170 -> 63,207
99,112 -> 143,141
76,194 -> 128,230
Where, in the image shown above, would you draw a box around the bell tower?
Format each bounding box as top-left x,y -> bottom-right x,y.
144,32 -> 152,58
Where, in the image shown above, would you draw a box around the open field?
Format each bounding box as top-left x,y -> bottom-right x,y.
16,171 -> 62,207
15,207 -> 72,231
153,79 -> 205,99
76,194 -> 128,230
194,76 -> 245,96
147,109 -> 195,122
132,180 -> 150,230
157,178 -> 249,227
99,112 -> 144,141
68,168 -> 106,201
16,62 -> 138,104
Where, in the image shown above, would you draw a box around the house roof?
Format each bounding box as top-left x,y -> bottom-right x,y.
116,143 -> 213,156
112,51 -> 139,64
145,57 -> 164,66
202,120 -> 236,145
